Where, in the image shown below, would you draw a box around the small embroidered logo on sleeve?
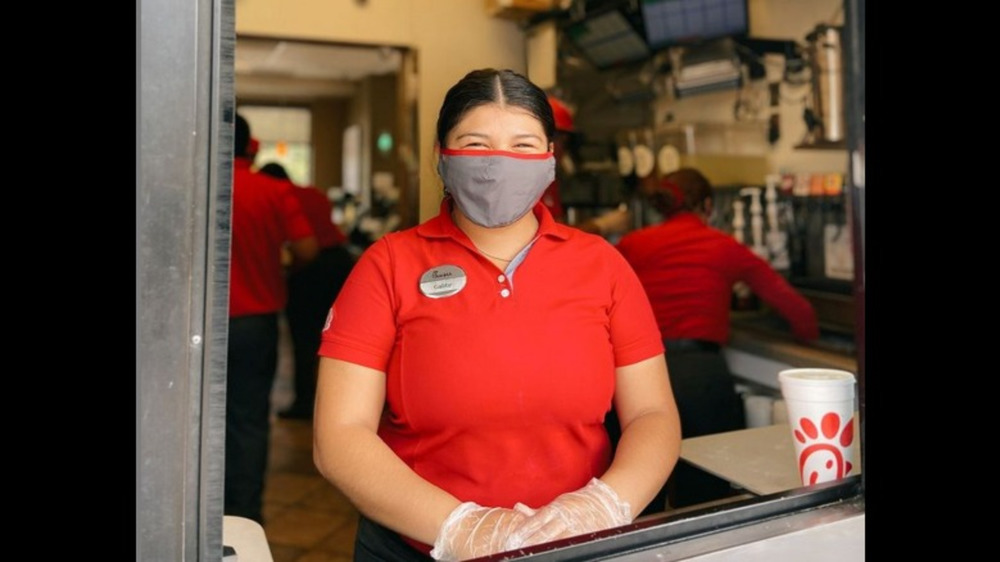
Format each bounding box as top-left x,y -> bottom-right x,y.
322,307 -> 334,332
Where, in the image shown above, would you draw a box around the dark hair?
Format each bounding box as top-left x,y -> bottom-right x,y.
258,162 -> 290,180
650,168 -> 714,217
435,68 -> 554,146
235,113 -> 251,158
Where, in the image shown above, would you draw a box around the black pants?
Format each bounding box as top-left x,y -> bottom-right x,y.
284,245 -> 354,414
224,313 -> 279,523
353,516 -> 432,562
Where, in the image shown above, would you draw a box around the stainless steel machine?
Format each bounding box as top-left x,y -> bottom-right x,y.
806,24 -> 845,144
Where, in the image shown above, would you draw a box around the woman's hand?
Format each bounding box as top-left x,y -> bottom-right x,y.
510,478 -> 632,548
430,503 -> 529,561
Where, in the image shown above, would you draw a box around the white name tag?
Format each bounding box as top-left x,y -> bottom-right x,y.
419,265 -> 467,299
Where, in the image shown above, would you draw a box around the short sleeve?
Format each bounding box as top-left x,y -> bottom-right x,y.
318,238 -> 398,370
607,251 -> 665,366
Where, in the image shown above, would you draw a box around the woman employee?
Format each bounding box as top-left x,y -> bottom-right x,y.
312,68 -> 681,561
616,168 -> 819,509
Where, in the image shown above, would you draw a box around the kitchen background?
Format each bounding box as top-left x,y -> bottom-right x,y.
235,0 -> 856,396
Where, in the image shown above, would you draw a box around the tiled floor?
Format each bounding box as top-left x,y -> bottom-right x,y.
262,316 -> 359,562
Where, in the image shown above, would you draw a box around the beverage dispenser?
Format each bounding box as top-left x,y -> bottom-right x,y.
764,175 -> 791,272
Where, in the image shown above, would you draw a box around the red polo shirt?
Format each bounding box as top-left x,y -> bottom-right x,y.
615,212 -> 819,343
228,157 -> 315,317
291,184 -> 347,249
319,199 -> 663,548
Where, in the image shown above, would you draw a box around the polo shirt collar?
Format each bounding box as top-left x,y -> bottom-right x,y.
417,197 -> 573,243
669,211 -> 704,226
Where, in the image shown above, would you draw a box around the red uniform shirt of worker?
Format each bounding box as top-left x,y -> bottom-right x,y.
225,114 -> 318,525
312,68 -> 682,562
257,162 -> 355,421
228,135 -> 317,317
615,167 -> 819,511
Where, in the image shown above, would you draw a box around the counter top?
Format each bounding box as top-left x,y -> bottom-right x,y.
223,516 -> 273,562
728,327 -> 857,373
680,420 -> 861,496
724,311 -> 857,390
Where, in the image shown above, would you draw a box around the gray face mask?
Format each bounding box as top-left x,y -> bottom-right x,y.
438,149 -> 555,228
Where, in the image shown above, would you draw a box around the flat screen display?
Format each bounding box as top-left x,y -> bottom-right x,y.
640,0 -> 749,50
566,9 -> 651,69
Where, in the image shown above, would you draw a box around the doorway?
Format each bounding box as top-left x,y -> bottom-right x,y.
235,36 -> 421,244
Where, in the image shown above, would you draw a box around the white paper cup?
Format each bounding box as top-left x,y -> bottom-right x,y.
744,395 -> 775,428
778,368 -> 857,487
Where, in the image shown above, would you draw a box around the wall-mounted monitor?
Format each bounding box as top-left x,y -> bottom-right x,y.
640,0 -> 749,51
565,8 -> 651,70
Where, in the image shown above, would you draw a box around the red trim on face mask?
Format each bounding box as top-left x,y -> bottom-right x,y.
440,148 -> 553,159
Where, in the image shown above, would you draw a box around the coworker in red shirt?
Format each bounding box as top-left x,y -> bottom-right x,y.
225,114 -> 318,524
616,168 -> 819,510
313,68 -> 682,562
258,162 -> 355,420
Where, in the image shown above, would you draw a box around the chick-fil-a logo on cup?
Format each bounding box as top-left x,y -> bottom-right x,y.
791,410 -> 854,484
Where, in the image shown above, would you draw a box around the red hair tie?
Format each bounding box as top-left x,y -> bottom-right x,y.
661,178 -> 685,211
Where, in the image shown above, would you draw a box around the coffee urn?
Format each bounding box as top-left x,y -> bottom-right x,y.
806,24 -> 845,143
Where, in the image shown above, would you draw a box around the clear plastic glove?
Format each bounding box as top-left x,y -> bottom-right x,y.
510,478 -> 632,548
430,502 -> 528,561
591,206 -> 631,236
